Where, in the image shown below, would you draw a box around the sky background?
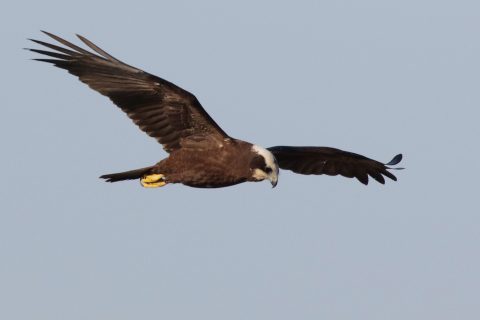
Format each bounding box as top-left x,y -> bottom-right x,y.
1,1 -> 479,319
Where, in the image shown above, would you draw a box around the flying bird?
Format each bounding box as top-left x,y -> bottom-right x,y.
28,32 -> 403,189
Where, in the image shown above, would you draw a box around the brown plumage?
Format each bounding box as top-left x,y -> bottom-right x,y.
268,147 -> 402,185
28,32 -> 403,188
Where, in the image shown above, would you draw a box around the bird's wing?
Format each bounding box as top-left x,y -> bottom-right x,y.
268,146 -> 403,185
28,31 -> 229,153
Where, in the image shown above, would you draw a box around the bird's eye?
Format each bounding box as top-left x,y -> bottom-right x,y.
265,167 -> 272,174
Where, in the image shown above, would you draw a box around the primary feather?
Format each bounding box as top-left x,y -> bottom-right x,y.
268,146 -> 402,185
29,31 -> 228,153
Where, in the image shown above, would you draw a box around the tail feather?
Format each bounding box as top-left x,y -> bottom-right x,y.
100,166 -> 153,183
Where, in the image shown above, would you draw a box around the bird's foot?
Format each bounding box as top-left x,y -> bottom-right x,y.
140,174 -> 167,188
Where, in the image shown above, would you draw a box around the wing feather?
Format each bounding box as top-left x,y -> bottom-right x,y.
268,146 -> 403,185
28,32 -> 229,152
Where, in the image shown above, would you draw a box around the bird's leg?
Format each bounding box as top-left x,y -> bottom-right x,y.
140,174 -> 167,188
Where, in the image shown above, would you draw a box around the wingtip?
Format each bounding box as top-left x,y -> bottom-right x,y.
75,33 -> 90,45
40,30 -> 62,42
23,47 -> 42,53
386,153 -> 403,166
356,175 -> 369,185
28,38 -> 43,46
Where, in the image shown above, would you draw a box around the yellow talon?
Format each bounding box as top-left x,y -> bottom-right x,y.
141,174 -> 167,188
142,174 -> 163,183
141,181 -> 166,188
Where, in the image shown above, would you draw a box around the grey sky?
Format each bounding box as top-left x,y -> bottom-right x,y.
1,1 -> 479,319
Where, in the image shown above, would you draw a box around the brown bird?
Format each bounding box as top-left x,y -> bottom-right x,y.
28,31 -> 403,189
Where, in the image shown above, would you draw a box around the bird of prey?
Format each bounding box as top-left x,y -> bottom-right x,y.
28,32 -> 403,189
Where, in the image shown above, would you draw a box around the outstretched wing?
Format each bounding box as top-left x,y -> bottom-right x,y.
28,31 -> 229,153
268,146 -> 403,185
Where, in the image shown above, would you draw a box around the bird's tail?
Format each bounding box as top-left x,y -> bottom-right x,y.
100,166 -> 154,183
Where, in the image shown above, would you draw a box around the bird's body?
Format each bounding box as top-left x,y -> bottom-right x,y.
29,32 -> 403,189
139,139 -> 268,188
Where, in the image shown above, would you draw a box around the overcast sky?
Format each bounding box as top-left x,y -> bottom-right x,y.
1,1 -> 479,319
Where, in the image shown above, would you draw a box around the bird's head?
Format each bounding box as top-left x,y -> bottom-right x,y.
250,145 -> 279,188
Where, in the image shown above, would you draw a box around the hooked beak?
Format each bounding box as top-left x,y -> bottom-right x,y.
269,171 -> 278,188
271,179 -> 278,188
